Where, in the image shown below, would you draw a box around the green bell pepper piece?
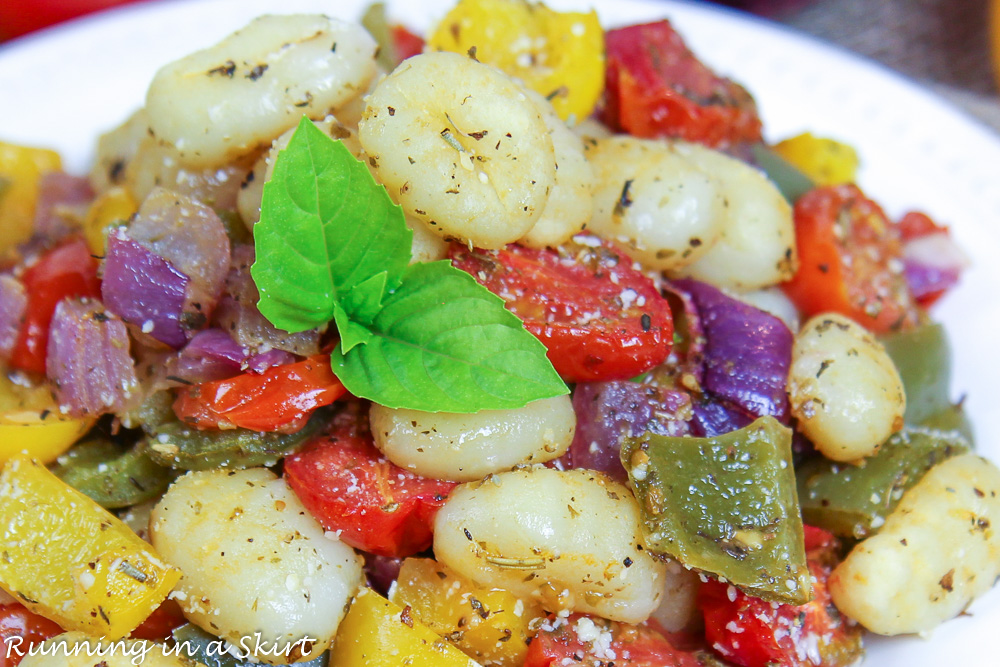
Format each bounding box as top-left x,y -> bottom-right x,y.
798,425 -> 969,539
137,390 -> 328,471
171,624 -> 328,667
621,416 -> 811,605
751,144 -> 815,204
51,438 -> 176,509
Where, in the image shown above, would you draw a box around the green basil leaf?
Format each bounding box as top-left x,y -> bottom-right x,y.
331,261 -> 568,412
251,117 -> 412,333
333,302 -> 373,353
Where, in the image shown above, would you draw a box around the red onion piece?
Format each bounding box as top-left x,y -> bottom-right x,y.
169,328 -> 245,384
0,275 -> 26,359
244,348 -> 296,374
102,229 -> 190,348
672,279 -> 792,424
46,298 -> 139,417
213,245 -> 321,356
129,187 -> 230,322
902,233 -> 968,303
363,553 -> 403,596
33,171 -> 94,240
556,380 -> 692,482
690,396 -> 755,438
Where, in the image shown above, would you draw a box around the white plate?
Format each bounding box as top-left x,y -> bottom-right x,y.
1,0 -> 998,663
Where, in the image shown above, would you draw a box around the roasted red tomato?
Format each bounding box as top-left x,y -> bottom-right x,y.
0,603 -> 63,667
525,613 -> 708,667
783,184 -> 919,333
601,20 -> 762,148
698,526 -> 863,667
10,237 -> 101,375
284,414 -> 456,558
450,236 -> 673,382
127,599 -> 186,641
896,210 -> 965,307
392,24 -> 425,62
173,354 -> 346,433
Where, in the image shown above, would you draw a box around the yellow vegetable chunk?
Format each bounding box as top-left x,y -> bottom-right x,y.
0,141 -> 62,255
0,373 -> 94,465
428,0 -> 604,122
391,558 -> 545,666
83,187 -> 137,254
0,456 -> 180,638
773,132 -> 859,186
330,588 -> 482,667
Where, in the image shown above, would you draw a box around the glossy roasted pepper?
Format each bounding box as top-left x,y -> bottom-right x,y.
621,416 -> 811,605
0,141 -> 62,256
329,589 -> 481,667
138,391 -> 328,470
797,426 -> 970,539
391,558 -> 544,667
750,144 -> 815,204
0,456 -> 179,638
0,373 -> 94,466
51,438 -> 176,509
772,132 -> 860,186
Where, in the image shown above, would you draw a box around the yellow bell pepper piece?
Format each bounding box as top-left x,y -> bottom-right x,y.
391,558 -> 544,667
772,132 -> 860,186
0,141 -> 63,255
83,187 -> 137,255
428,0 -> 604,122
0,456 -> 180,638
0,372 -> 94,465
330,588 -> 482,667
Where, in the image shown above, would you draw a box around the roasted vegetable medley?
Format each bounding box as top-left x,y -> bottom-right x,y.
0,1 -> 996,666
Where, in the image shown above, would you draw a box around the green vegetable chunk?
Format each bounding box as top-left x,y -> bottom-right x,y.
51,438 -> 175,509
139,392 -> 328,471
751,144 -> 815,204
171,624 -> 328,667
880,322 -> 952,425
621,416 -> 811,604
798,425 -> 970,539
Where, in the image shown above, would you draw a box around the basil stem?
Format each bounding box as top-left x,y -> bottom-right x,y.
621,416 -> 811,605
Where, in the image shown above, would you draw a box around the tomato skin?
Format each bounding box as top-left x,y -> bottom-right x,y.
0,603 -> 63,667
524,613 -> 706,667
10,238 -> 101,375
783,185 -> 918,333
601,21 -> 762,148
173,354 -> 346,433
391,24 -> 425,62
127,599 -> 186,641
450,237 -> 673,383
698,526 -> 863,667
284,420 -> 456,558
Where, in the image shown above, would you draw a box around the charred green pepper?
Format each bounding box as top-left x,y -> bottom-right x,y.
798,425 -> 969,539
621,416 -> 811,605
51,438 -> 175,509
171,624 -> 328,667
751,144 -> 815,204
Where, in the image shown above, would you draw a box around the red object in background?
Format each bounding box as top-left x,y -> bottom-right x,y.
0,604 -> 63,667
128,599 -> 186,641
10,238 -> 101,375
0,0 -> 143,40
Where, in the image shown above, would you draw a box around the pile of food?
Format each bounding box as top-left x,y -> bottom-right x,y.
0,0 -> 995,665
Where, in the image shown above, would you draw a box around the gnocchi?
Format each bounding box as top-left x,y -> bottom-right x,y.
433,467 -> 667,624
789,313 -> 906,461
150,468 -> 364,663
370,396 -> 575,482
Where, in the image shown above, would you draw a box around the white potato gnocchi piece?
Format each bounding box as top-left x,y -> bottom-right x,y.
150,468 -> 364,663
146,15 -> 377,167
89,109 -> 151,194
236,115 -> 362,228
829,454 -> 1000,635
649,559 -> 701,633
737,286 -> 801,332
789,313 -> 906,462
519,91 -> 594,248
433,467 -> 666,623
19,633 -> 194,667
671,141 -> 797,290
359,52 -> 556,249
405,214 -> 450,263
370,396 -> 575,482
585,136 -> 725,271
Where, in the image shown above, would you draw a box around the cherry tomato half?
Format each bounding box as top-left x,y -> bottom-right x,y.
450,236 -> 673,383
601,20 -> 762,148
0,603 -> 63,667
173,354 -> 346,433
783,184 -> 919,333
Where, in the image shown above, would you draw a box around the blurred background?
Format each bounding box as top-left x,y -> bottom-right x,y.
1,0 -> 998,130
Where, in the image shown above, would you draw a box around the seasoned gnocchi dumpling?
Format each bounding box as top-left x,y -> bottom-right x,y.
359,52 -> 556,249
